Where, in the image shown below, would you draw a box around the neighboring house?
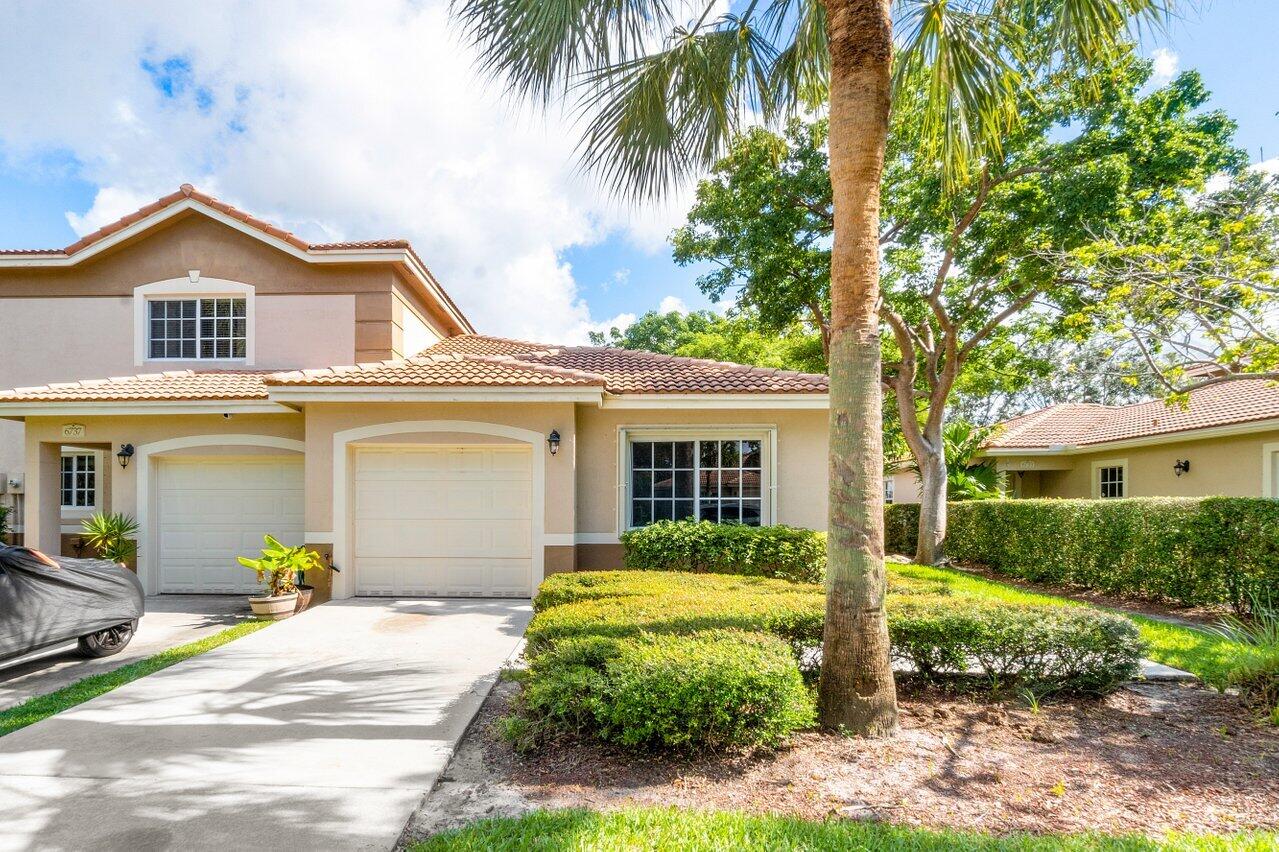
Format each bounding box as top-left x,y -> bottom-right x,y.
0,187 -> 830,601
982,380 -> 1279,500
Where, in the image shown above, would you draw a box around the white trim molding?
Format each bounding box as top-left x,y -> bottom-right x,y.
133,434 -> 305,596
600,393 -> 828,410
330,420 -> 548,600
267,387 -> 603,404
133,277 -> 256,367
1262,442 -> 1279,498
1091,457 -> 1129,499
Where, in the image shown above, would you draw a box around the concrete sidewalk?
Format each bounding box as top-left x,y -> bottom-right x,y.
0,598 -> 531,851
0,595 -> 250,712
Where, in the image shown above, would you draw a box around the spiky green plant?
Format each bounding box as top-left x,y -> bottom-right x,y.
81,512 -> 139,565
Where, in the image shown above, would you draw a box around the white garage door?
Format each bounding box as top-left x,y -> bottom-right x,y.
354,446 -> 532,597
157,456 -> 305,594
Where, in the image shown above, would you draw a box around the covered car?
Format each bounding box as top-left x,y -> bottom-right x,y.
0,545 -> 144,662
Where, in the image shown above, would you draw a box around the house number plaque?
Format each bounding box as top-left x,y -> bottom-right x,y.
61,423 -> 86,439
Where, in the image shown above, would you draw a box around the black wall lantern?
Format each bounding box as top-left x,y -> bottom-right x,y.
117,443 -> 135,469
1173,459 -> 1190,477
547,430 -> 561,456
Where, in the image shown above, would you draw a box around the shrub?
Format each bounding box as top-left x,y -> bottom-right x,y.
887,497 -> 1279,614
621,520 -> 825,583
510,631 -> 815,751
1227,652 -> 1279,713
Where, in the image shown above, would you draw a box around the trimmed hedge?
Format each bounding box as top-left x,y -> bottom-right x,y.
885,498 -> 1279,613
508,631 -> 815,751
621,520 -> 825,583
528,571 -> 1143,695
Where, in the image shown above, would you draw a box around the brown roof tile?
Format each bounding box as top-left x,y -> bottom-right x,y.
267,353 -> 604,388
990,379 -> 1279,449
425,335 -> 829,394
0,371 -> 273,403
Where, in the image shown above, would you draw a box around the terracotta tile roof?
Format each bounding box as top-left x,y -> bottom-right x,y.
0,371 -> 273,403
424,335 -> 830,394
989,378 -> 1279,449
267,353 -> 604,388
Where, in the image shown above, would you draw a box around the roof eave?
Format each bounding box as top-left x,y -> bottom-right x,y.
984,414 -> 1279,455
599,392 -> 829,409
0,399 -> 294,419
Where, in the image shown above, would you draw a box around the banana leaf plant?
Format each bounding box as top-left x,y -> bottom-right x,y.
238,535 -> 326,598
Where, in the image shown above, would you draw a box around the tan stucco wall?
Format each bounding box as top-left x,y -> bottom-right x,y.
391,282 -> 446,358
1012,428 -> 1279,498
573,406 -> 829,538
888,470 -> 921,504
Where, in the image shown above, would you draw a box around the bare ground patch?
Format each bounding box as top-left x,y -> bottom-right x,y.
409,678 -> 1279,842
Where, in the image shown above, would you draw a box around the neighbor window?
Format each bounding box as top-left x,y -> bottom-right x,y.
884,477 -> 895,504
61,453 -> 96,509
1098,464 -> 1125,498
148,298 -> 247,359
629,438 -> 763,528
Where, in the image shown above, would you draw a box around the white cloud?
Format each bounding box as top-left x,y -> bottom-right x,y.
0,0 -> 698,341
1150,48 -> 1179,85
658,295 -> 688,314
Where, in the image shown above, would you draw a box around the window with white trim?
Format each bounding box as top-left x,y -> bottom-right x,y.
628,438 -> 764,527
61,453 -> 96,509
884,477 -> 895,504
1097,464 -> 1125,498
148,298 -> 247,359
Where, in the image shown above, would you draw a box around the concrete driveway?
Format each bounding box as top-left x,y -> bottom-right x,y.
0,598 -> 532,851
0,596 -> 251,712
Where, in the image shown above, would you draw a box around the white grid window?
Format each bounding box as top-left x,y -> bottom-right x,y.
629,439 -> 763,527
61,454 -> 96,509
885,477 -> 895,504
149,298 -> 246,360
1098,465 -> 1125,498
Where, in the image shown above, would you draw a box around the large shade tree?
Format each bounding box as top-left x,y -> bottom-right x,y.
454,0 -> 1170,735
673,51 -> 1244,564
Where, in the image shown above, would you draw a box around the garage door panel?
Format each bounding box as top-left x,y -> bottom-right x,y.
354,446 -> 533,597
157,457 -> 304,594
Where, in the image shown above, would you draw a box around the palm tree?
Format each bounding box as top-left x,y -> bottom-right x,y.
454,0 -> 1170,736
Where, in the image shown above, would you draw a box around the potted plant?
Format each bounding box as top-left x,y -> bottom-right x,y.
81,512 -> 140,567
238,535 -> 327,619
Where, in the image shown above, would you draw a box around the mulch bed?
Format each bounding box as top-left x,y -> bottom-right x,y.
466,679 -> 1279,837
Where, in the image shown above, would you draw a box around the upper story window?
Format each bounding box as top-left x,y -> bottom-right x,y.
627,435 -> 767,528
148,298 -> 247,360
61,453 -> 96,509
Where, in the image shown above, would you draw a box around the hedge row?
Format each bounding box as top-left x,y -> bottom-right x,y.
886,498 -> 1279,613
508,570 -> 1143,751
620,520 -> 825,583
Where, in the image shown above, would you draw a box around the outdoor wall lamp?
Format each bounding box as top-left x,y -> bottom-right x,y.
547,430 -> 561,456
1173,459 -> 1190,477
117,444 -> 135,469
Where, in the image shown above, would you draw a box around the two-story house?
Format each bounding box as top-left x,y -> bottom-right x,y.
0,186 -> 830,602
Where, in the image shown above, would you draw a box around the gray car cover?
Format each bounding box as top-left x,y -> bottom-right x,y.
0,546 -> 145,662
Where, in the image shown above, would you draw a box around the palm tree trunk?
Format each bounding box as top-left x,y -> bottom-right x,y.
816,0 -> 898,737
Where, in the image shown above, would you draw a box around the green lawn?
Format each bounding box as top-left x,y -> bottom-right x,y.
0,619 -> 272,738
412,807 -> 1279,851
889,563 -> 1265,688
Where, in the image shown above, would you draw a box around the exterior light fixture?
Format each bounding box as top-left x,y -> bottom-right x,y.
547,430 -> 561,456
117,444 -> 135,469
1173,459 -> 1190,477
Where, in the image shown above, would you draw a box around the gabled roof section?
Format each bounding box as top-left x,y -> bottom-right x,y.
425,334 -> 830,394
988,378 -> 1279,450
0,371 -> 273,403
0,184 -> 474,334
268,353 -> 604,388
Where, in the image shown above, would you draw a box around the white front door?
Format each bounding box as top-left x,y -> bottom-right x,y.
353,446 -> 532,597
156,456 -> 304,593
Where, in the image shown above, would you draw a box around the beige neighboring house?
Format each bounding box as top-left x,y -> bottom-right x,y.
0,186 -> 830,601
982,380 -> 1279,500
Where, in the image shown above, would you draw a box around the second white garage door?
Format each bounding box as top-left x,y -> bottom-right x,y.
353,446 -> 533,597
157,456 -> 305,594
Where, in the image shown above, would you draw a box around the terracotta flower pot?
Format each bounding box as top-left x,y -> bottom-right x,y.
294,584 -> 315,614
248,592 -> 299,620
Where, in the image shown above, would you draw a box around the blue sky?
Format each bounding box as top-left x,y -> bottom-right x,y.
1,0 -> 1275,340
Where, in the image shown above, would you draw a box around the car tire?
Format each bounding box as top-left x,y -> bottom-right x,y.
77,620 -> 138,658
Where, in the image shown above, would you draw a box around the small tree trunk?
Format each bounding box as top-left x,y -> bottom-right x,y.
914,447 -> 947,565
817,0 -> 898,737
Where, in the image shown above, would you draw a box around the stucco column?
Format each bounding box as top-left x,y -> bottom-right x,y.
27,440 -> 62,554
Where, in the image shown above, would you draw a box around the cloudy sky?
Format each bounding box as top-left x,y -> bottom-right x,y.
1,0 -> 1276,343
